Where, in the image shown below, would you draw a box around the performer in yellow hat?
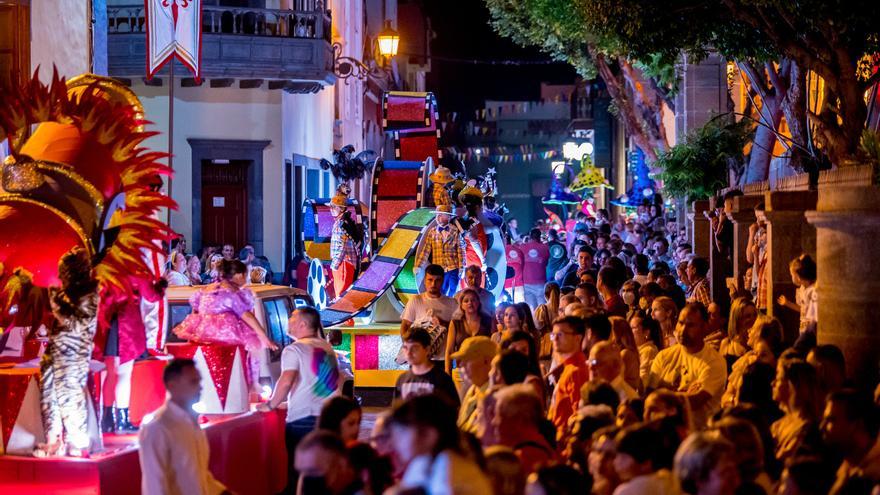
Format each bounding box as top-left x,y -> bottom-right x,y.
428,165 -> 455,207
328,185 -> 360,298
414,204 -> 467,296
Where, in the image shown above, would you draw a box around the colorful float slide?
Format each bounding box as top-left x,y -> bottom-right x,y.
307,91 -> 505,328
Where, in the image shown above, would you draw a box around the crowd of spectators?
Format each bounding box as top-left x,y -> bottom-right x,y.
271,200 -> 874,495
163,236 -> 275,287
156,199 -> 870,495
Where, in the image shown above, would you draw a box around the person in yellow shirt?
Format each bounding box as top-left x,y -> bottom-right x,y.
645,302 -> 727,429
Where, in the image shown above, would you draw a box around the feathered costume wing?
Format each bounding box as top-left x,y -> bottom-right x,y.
0,70 -> 176,326
319,145 -> 377,183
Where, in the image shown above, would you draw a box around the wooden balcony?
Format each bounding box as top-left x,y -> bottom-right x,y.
107,4 -> 335,88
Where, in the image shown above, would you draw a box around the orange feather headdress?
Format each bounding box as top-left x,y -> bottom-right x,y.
0,69 -> 176,320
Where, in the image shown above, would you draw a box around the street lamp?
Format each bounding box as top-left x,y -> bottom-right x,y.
333,20 -> 399,84
377,21 -> 400,58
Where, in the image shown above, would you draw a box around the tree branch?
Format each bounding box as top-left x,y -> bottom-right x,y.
592,49 -> 664,163
738,60 -> 770,102
766,61 -> 785,96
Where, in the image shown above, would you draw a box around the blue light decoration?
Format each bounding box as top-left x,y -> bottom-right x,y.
610,147 -> 661,207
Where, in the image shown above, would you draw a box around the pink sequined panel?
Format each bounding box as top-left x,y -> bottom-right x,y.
354,335 -> 379,370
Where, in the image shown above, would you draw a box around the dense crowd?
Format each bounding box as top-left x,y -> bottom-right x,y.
151,198 -> 877,495
261,198 -> 876,495
163,238 -> 276,287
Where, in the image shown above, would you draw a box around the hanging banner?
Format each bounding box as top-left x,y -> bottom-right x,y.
145,0 -> 203,81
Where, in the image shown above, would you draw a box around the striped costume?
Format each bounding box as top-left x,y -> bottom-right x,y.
40,290 -> 99,452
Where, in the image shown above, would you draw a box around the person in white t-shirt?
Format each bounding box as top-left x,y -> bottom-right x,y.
777,253 -> 818,337
646,302 -> 727,429
400,263 -> 458,341
257,306 -> 339,492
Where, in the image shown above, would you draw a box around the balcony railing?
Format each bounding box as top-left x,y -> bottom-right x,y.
107,4 -> 334,84
108,4 -> 331,42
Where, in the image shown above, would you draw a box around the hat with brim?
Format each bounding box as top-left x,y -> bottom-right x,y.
450,336 -> 498,362
330,194 -> 348,208
459,181 -> 484,201
429,166 -> 455,185
434,204 -> 455,216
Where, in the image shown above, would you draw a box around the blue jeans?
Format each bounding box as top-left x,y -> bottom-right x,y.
442,269 -> 460,296
282,415 -> 317,494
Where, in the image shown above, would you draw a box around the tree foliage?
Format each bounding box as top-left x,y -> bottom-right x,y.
484,0 -> 597,78
655,116 -> 753,200
578,0 -> 880,165
484,0 -> 673,162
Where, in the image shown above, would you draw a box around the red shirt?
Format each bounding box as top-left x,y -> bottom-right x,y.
505,244 -> 524,289
604,294 -> 629,318
520,241 -> 549,286
511,430 -> 558,474
548,351 -> 589,442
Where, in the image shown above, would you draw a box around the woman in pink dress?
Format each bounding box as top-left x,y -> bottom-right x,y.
174,259 -> 278,353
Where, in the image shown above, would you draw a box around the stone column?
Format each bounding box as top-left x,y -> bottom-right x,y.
805,165 -> 880,388
689,199 -> 711,259
759,190 -> 817,344
675,52 -> 729,138
726,194 -> 763,294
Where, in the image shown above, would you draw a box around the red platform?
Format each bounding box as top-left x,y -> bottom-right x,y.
0,409 -> 288,495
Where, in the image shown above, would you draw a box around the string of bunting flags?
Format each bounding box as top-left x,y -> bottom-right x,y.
445,145 -> 559,163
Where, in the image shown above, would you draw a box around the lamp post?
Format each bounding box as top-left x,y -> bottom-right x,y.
332,20 -> 399,84
376,20 -> 400,59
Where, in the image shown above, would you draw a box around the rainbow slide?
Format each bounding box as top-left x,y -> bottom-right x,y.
307,92 -> 441,327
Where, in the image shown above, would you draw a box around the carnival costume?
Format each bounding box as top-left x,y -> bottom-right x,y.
415,204 -> 466,296
0,72 -> 175,456
172,285 -> 262,351
96,272 -> 166,433
429,165 -> 454,207
37,248 -> 99,457
455,181 -> 489,269
329,184 -> 361,298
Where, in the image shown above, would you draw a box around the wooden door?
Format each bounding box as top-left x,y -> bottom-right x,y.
0,1 -> 30,90
202,160 -> 248,248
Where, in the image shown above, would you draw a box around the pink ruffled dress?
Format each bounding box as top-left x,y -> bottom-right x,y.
173,285 -> 262,351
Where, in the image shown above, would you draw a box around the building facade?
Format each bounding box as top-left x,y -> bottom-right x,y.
446,81 -> 621,230
2,0 -> 430,274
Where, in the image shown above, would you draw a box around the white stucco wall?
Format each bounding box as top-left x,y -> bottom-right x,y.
134,84 -> 283,265
31,0 -> 90,80
282,89 -> 336,161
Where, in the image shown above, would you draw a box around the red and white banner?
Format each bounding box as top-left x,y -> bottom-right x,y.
145,0 -> 202,81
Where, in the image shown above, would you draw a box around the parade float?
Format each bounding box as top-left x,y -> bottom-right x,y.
303,91 -> 508,387
0,73 -> 286,495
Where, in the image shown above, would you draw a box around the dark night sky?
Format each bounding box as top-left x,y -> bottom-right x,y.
421,0 -> 577,116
